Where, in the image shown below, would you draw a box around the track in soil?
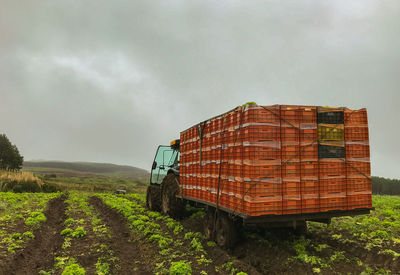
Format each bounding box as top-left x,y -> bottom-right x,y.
0,195 -> 67,275
90,196 -> 153,275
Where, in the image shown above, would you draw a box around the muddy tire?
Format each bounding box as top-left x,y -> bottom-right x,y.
161,173 -> 184,218
204,209 -> 215,240
294,222 -> 307,236
215,213 -> 238,248
146,185 -> 161,211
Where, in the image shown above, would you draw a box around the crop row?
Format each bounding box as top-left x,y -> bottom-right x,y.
40,192 -> 115,275
97,193 -> 248,274
0,192 -> 62,256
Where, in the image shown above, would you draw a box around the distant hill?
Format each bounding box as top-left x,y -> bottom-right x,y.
23,161 -> 149,180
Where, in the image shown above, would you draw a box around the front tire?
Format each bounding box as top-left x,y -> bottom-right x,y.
161,174 -> 184,217
146,185 -> 161,211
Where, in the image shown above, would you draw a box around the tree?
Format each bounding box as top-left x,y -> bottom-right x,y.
0,134 -> 24,171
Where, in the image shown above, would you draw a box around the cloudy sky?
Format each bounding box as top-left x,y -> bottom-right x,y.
0,1 -> 399,178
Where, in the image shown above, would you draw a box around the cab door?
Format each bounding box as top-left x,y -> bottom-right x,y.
150,145 -> 178,185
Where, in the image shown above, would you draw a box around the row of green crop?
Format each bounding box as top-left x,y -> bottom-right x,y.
303,195 -> 400,274
310,196 -> 400,256
39,192 -> 115,275
107,193 -> 249,275
98,194 -> 219,274
0,192 -> 62,256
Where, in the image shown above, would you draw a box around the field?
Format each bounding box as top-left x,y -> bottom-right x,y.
0,191 -> 399,275
21,161 -> 149,194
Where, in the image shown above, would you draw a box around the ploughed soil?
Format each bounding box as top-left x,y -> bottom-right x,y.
182,213 -> 400,275
181,215 -> 308,275
2,194 -> 397,274
91,196 -> 262,275
89,196 -> 153,274
0,196 -> 67,275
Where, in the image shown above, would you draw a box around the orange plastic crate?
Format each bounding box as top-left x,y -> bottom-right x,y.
319,178 -> 346,193
225,111 -> 240,129
345,126 -> 369,141
347,194 -> 372,209
241,181 -> 282,196
301,161 -> 319,177
225,131 -> 242,145
344,108 -> 368,125
280,161 -> 299,178
319,159 -> 346,177
282,196 -> 302,214
319,196 -> 347,211
243,105 -> 280,124
301,199 -> 320,213
280,105 -> 301,124
346,143 -> 370,159
346,161 -> 371,176
298,106 -> 317,123
301,178 -> 319,194
235,162 -> 282,179
241,143 -> 281,160
347,176 -> 372,194
282,143 -> 300,160
300,143 -> 318,159
243,199 -> 283,216
241,125 -> 280,142
300,124 -> 317,142
282,180 -> 301,196
281,125 -> 300,142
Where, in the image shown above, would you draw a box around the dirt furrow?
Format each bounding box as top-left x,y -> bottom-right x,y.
89,196 -> 153,275
0,195 -> 67,275
310,231 -> 400,273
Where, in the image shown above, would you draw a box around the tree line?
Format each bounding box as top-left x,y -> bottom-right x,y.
0,134 -> 23,171
372,176 -> 400,195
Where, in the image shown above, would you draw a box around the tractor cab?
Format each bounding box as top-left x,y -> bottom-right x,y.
150,139 -> 180,185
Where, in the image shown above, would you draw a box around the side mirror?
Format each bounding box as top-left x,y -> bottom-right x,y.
152,161 -> 157,170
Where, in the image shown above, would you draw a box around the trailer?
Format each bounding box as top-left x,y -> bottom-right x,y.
146,104 -> 373,247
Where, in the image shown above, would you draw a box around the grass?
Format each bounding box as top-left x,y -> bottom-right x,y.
23,161 -> 149,180
0,170 -> 43,192
36,175 -> 147,194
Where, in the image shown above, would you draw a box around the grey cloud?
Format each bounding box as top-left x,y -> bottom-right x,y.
0,1 -> 399,178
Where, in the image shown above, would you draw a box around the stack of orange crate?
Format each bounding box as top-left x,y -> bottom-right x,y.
179,104 -> 372,217
317,107 -> 347,212
344,108 -> 372,209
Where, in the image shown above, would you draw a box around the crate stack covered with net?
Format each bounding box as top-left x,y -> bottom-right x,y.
179,104 -> 372,217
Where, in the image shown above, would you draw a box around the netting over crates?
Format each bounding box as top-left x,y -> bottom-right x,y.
179,104 -> 372,216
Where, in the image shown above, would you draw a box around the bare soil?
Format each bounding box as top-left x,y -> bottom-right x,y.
181,213 -> 400,274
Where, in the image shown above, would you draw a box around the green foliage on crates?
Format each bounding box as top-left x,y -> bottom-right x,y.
317,125 -> 344,141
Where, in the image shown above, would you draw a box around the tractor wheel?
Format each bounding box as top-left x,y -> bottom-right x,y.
161,174 -> 184,218
204,209 -> 215,240
215,212 -> 238,248
146,185 -> 161,211
294,221 -> 308,236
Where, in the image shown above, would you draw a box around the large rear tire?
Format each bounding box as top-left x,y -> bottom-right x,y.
294,221 -> 308,236
215,212 -> 238,249
146,185 -> 161,211
204,208 -> 215,240
161,174 -> 184,218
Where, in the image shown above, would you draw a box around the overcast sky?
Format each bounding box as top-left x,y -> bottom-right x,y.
0,1 -> 399,178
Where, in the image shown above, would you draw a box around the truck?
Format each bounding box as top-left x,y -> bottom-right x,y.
146,104 -> 373,248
